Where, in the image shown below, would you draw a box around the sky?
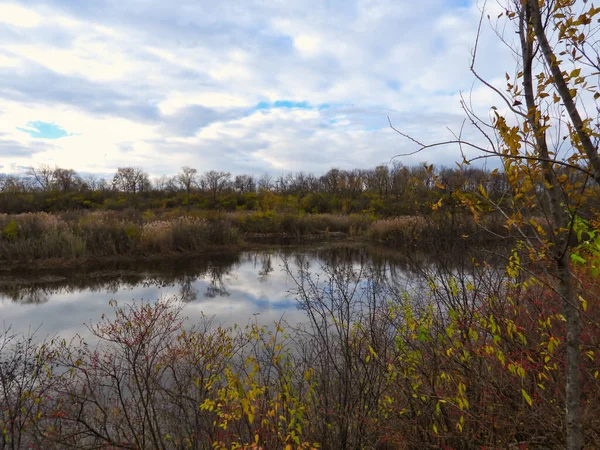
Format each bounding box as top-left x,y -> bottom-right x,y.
0,0 -> 512,178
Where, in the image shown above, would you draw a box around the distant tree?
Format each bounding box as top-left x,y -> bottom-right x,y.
0,175 -> 25,193
27,164 -> 55,191
291,171 -> 315,197
176,167 -> 198,211
97,177 -> 110,192
112,167 -> 149,194
338,170 -> 361,200
438,166 -> 465,193
390,162 -> 411,196
234,174 -> 256,194
366,165 -> 391,197
138,172 -> 152,193
258,173 -> 273,191
202,171 -> 231,203
275,173 -> 293,195
82,174 -> 99,191
320,168 -> 342,194
52,168 -> 82,192
154,174 -> 178,193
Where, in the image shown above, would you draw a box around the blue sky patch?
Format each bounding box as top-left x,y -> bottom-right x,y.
255,100 -> 312,110
387,80 -> 400,90
17,121 -> 72,139
274,100 -> 310,109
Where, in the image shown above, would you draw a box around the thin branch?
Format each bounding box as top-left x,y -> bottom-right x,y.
471,3 -> 528,120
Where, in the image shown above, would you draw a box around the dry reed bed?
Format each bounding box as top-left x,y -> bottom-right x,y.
0,211 -> 240,261
0,211 -> 495,261
368,213 -> 507,245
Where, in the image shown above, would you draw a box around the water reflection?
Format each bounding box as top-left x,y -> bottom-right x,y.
0,243 -> 485,339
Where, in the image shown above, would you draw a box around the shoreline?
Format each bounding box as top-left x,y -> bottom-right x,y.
0,210 -> 506,271
0,233 -> 356,272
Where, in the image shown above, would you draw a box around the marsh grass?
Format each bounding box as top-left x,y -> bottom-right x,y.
367,213 -> 507,247
0,212 -> 241,261
230,211 -> 373,236
0,210 -> 497,261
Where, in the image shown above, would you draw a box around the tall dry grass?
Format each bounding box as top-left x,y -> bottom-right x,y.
0,211 -> 241,261
229,211 -> 373,236
0,210 -> 499,261
367,213 -> 507,246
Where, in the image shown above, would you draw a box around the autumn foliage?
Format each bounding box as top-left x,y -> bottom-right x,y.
2,249 -> 600,449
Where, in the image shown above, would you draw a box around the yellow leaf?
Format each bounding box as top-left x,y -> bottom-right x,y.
521,389 -> 533,406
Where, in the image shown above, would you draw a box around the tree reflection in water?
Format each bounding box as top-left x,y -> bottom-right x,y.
0,243 -> 497,309
204,264 -> 230,298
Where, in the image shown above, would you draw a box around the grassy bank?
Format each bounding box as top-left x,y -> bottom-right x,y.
0,210 -> 505,263
0,211 -> 241,262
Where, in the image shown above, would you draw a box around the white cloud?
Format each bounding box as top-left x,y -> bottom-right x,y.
159,93 -> 251,114
294,34 -> 322,56
0,3 -> 41,27
0,0 -> 518,176
0,53 -> 19,67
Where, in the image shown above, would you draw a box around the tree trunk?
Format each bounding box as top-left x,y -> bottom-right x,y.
557,254 -> 582,450
528,0 -> 600,185
520,5 -> 582,448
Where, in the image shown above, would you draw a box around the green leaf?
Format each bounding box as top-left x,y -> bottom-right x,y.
570,253 -> 586,264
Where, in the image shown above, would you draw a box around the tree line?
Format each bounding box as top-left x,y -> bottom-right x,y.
0,162 -> 517,215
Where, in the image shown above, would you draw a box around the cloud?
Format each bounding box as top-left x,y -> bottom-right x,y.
0,0 -> 513,176
0,3 -> 42,28
161,104 -> 249,137
0,137 -> 53,156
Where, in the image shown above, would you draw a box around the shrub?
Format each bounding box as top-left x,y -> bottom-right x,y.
2,220 -> 18,241
3,255 -> 600,448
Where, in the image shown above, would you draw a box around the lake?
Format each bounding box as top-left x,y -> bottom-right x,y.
0,243 -> 428,341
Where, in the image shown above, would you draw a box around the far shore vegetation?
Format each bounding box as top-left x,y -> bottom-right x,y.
0,163 -> 519,264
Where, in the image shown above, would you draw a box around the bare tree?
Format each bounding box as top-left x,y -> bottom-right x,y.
234,174 -> 256,194
176,167 -> 198,211
0,327 -> 55,450
112,167 -> 149,194
365,165 -> 390,197
153,174 -> 178,193
52,168 -> 81,192
0,175 -> 26,193
201,171 -> 231,203
320,168 -> 342,194
257,173 -> 273,191
26,164 -> 55,191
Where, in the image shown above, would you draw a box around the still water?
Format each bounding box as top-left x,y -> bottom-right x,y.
0,243 -> 424,340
